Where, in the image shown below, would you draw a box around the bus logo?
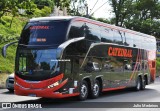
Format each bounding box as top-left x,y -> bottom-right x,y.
108,47 -> 132,58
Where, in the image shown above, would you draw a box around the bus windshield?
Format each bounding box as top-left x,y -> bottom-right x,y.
16,48 -> 61,81
19,20 -> 69,46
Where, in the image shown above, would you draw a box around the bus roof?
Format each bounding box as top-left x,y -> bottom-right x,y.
29,16 -> 155,40
30,16 -> 75,22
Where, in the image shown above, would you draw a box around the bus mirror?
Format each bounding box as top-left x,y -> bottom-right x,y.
1,41 -> 18,58
2,45 -> 7,58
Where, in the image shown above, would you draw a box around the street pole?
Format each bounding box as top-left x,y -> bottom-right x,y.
86,4 -> 89,18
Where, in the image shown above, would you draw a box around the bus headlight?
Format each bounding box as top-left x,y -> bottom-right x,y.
47,81 -> 60,88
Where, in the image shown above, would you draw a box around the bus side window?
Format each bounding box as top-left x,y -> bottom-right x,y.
19,56 -> 27,72
65,60 -> 71,74
68,21 -> 85,39
100,27 -> 113,43
125,33 -> 133,47
113,30 -> 123,45
124,59 -> 132,71
85,23 -> 101,42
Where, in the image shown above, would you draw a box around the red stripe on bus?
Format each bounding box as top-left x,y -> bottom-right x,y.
102,86 -> 126,92
15,73 -> 64,89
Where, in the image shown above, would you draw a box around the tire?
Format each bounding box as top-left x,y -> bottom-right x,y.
135,77 -> 142,91
141,77 -> 146,90
91,80 -> 100,99
78,81 -> 88,101
8,89 -> 14,92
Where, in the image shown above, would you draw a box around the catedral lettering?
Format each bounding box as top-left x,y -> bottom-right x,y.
2,16 -> 156,101
108,47 -> 132,57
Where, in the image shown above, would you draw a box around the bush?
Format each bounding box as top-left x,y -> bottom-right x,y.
33,6 -> 51,17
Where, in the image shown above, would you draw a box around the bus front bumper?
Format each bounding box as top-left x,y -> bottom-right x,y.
14,82 -> 79,98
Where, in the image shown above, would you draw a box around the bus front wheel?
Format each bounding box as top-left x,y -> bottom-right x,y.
78,80 -> 88,101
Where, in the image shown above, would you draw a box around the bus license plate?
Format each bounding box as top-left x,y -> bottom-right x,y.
28,94 -> 36,97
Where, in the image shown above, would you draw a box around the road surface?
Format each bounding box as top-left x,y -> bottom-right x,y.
0,77 -> 160,111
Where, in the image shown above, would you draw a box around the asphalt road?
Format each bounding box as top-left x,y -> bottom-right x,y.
0,77 -> 160,111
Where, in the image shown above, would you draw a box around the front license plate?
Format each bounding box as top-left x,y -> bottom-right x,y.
28,94 -> 36,97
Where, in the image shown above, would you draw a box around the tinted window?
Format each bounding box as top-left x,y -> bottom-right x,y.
85,23 -> 101,42
125,33 -> 133,47
100,27 -> 113,43
113,30 -> 123,45
20,20 -> 69,45
133,35 -> 141,48
68,21 -> 85,39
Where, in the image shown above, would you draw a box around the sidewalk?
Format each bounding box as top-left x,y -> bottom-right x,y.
0,73 -> 8,89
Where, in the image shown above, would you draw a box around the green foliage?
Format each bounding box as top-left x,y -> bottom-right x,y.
0,16 -> 27,37
109,0 -> 160,38
0,0 -> 56,73
0,43 -> 17,73
96,18 -> 111,24
34,0 -> 54,9
156,58 -> 160,76
41,6 -> 52,16
0,16 -> 27,73
33,6 -> 52,17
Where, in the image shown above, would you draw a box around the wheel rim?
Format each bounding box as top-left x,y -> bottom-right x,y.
81,84 -> 87,98
93,83 -> 99,96
137,79 -> 140,90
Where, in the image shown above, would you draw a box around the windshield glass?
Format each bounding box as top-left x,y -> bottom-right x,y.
16,48 -> 61,81
19,20 -> 69,46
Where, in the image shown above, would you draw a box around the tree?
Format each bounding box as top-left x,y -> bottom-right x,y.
34,0 -> 54,9
109,0 -> 160,37
0,0 -> 12,20
109,0 -> 134,26
124,0 -> 160,37
70,0 -> 87,16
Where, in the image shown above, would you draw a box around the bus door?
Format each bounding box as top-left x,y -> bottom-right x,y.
64,56 -> 80,85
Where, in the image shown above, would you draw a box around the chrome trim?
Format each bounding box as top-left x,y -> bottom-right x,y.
30,16 -> 74,22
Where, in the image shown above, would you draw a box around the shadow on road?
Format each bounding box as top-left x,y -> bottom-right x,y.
0,89 -> 14,95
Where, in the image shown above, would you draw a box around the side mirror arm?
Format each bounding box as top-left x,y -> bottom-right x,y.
2,41 -> 18,58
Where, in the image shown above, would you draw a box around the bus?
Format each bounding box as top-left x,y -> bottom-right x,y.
2,16 -> 156,100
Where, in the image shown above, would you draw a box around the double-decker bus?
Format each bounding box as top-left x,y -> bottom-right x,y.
2,16 -> 156,100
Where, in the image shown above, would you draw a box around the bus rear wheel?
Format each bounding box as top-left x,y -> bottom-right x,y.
91,80 -> 100,99
141,77 -> 146,90
135,76 -> 142,91
78,80 -> 88,101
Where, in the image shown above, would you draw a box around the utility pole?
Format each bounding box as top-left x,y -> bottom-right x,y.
85,3 -> 89,18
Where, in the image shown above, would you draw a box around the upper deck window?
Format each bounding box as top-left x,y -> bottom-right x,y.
19,20 -> 69,46
68,21 -> 85,39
